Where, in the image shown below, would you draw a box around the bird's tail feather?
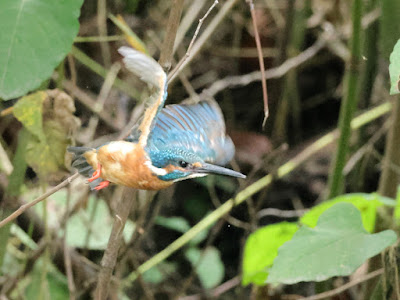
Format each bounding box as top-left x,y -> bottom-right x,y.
68,146 -> 95,177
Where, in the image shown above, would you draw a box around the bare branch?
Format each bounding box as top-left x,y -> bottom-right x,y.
201,35 -> 328,98
0,173 -> 80,228
158,0 -> 185,71
95,188 -> 136,300
168,0 -> 219,82
302,268 -> 384,300
168,0 -> 239,84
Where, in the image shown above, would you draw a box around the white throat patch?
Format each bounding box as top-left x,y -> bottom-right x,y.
144,160 -> 167,176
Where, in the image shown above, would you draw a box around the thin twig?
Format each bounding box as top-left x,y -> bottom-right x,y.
301,268 -> 384,300
168,0 -> 238,84
173,0 -> 208,54
168,0 -> 219,82
0,173 -> 80,228
246,0 -> 269,125
201,34 -> 328,98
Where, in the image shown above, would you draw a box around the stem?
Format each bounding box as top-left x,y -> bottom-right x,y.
326,0 -> 363,199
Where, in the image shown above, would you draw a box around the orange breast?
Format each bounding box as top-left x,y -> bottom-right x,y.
84,141 -> 173,190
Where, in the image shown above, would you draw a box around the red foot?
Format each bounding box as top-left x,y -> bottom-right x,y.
94,180 -> 110,191
88,163 -> 102,182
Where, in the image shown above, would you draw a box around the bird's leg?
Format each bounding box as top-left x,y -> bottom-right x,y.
93,180 -> 110,191
88,163 -> 102,182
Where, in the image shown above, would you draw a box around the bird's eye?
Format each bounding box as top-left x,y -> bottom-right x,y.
179,161 -> 188,168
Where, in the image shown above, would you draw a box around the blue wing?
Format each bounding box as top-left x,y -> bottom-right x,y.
144,100 -> 235,165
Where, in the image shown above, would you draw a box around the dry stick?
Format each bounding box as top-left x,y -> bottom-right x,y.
0,173 -> 80,228
201,34 -> 328,98
168,0 -> 238,84
301,268 -> 384,300
168,0 -> 219,83
158,0 -> 185,71
246,0 -> 269,125
94,188 -> 136,300
173,0 -> 208,54
97,0 -> 111,68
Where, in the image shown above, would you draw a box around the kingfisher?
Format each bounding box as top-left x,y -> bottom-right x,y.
68,47 -> 245,191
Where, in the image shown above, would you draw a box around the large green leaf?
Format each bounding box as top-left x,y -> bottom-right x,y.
389,39 -> 400,95
242,222 -> 298,286
267,203 -> 397,284
0,0 -> 83,100
300,193 -> 395,233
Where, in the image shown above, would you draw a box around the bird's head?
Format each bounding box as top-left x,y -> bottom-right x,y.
147,148 -> 245,182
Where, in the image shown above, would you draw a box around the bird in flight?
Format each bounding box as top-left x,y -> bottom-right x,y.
68,47 -> 245,190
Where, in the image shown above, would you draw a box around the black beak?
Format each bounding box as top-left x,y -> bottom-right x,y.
194,163 -> 246,179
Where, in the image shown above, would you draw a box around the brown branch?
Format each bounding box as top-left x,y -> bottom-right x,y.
158,0 -> 185,71
94,188 -> 136,300
201,35 -> 328,98
246,0 -> 269,126
0,173 -> 80,228
168,0 -> 219,83
168,0 -> 239,84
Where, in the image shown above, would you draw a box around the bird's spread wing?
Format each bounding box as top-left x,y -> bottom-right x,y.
118,47 -> 167,147
146,100 -> 235,165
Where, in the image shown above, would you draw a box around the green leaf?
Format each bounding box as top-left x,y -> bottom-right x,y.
185,246 -> 225,289
300,193 -> 394,233
13,92 -> 46,141
155,216 -> 191,233
267,203 -> 397,284
0,0 -> 83,100
242,222 -> 298,286
389,39 -> 400,95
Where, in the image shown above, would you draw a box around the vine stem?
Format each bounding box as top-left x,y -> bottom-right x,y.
326,0 -> 363,198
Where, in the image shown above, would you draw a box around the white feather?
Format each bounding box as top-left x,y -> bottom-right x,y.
118,46 -> 166,88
